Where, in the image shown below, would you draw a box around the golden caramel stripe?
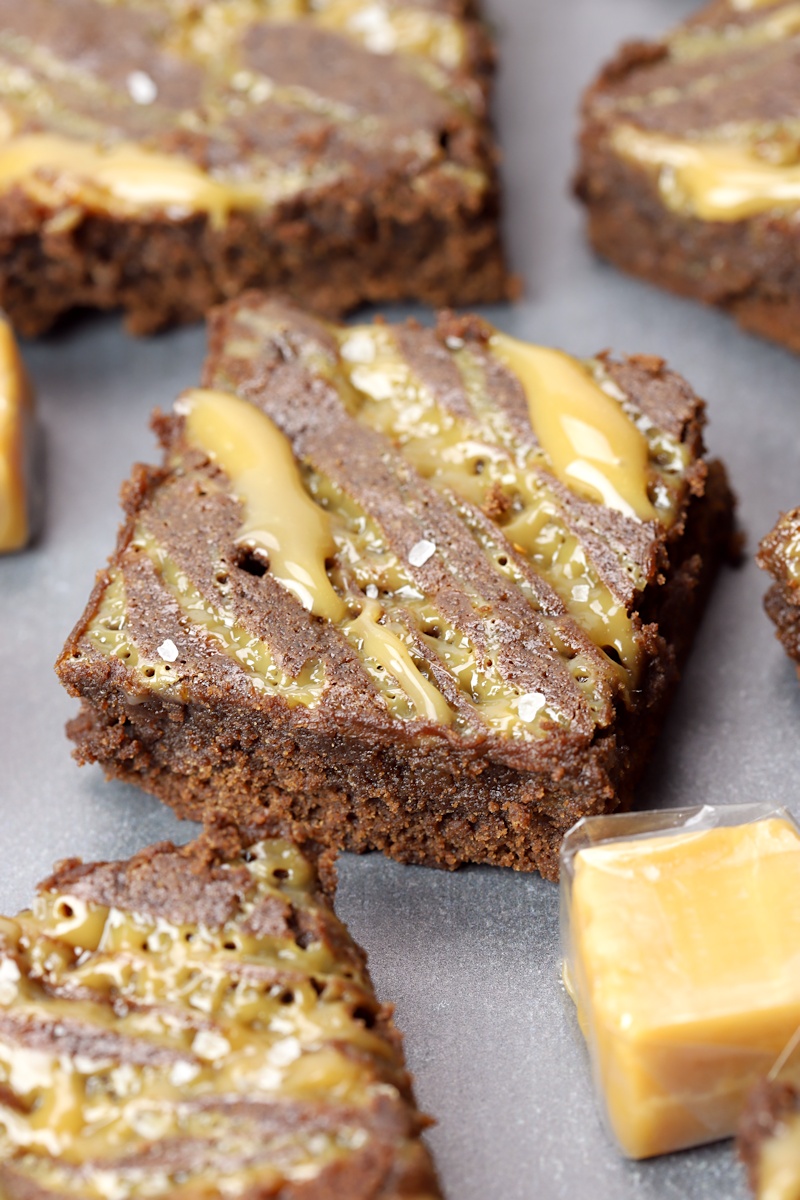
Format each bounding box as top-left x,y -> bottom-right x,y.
670,4 -> 800,61
0,316 -> 33,552
612,123 -> 800,221
177,390 -> 455,725
490,333 -> 657,522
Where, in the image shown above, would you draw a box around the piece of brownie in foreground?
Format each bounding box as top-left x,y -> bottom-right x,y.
758,509 -> 800,675
576,0 -> 800,353
0,0 -> 508,335
56,296 -> 735,880
0,825 -> 441,1199
739,1077 -> 800,1199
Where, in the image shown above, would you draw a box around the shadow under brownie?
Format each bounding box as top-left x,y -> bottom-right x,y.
0,0 -> 508,335
56,295 -> 735,880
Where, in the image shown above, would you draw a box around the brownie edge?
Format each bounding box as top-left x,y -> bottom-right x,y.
758,508 -> 800,676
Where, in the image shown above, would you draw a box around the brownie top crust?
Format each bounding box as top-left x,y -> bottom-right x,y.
0,827 -> 442,1199
581,0 -> 800,223
59,296 -> 716,776
0,0 -> 495,225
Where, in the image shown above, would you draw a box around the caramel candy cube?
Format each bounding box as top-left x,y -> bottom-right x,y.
561,808 -> 800,1159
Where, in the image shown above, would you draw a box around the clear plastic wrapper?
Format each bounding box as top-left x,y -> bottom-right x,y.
560,805 -> 800,1160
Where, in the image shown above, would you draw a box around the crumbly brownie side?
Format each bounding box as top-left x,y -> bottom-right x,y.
56,298 -> 735,880
739,1078 -> 800,1197
576,1 -> 800,352
758,509 -> 800,674
0,822 -> 442,1199
0,0 -> 509,334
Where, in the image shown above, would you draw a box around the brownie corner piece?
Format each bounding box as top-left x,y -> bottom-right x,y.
0,0 -> 509,335
576,0 -> 800,353
56,296 -> 735,880
0,824 -> 443,1198
758,508 -> 800,675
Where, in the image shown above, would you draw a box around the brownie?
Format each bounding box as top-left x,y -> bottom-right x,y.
56,294 -> 735,880
0,0 -> 509,336
739,1077 -> 800,1198
758,508 -> 800,674
576,0 -> 800,353
0,821 -> 442,1199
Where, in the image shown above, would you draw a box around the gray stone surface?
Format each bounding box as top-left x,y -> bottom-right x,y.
1,0 -> 798,1196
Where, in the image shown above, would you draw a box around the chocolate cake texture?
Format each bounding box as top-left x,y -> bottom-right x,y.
56,294 -> 735,880
576,0 -> 800,353
0,0 -> 508,335
759,508 -> 800,674
0,823 -> 442,1199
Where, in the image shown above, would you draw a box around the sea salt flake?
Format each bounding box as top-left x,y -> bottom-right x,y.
365,584 -> 379,599
157,639 -> 179,663
341,331 -> 377,364
126,70 -> 158,105
192,1030 -> 230,1061
517,692 -> 546,723
408,539 -> 435,567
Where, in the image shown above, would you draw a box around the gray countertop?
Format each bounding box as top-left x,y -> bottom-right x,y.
2,1 -> 799,1196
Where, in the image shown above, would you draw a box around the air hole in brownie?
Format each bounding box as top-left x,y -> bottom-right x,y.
352,1006 -> 376,1029
144,667 -> 156,677
602,645 -> 623,666
72,651 -> 81,659
294,930 -> 314,950
55,900 -> 74,919
273,868 -> 289,880
310,977 -> 325,996
121,651 -> 131,660
424,625 -> 441,639
497,555 -> 508,566
184,932 -> 195,943
215,570 -> 229,585
242,850 -> 255,863
238,551 -> 268,577
223,940 -> 238,951
439,129 -> 451,151
473,459 -> 485,475
279,990 -> 294,1005
485,657 -> 493,668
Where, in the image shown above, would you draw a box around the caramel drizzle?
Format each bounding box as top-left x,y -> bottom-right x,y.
0,840 -> 410,1197
85,317 -> 693,730
603,1 -> 800,221
0,315 -> 33,553
0,0 -> 478,222
336,325 -> 686,690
